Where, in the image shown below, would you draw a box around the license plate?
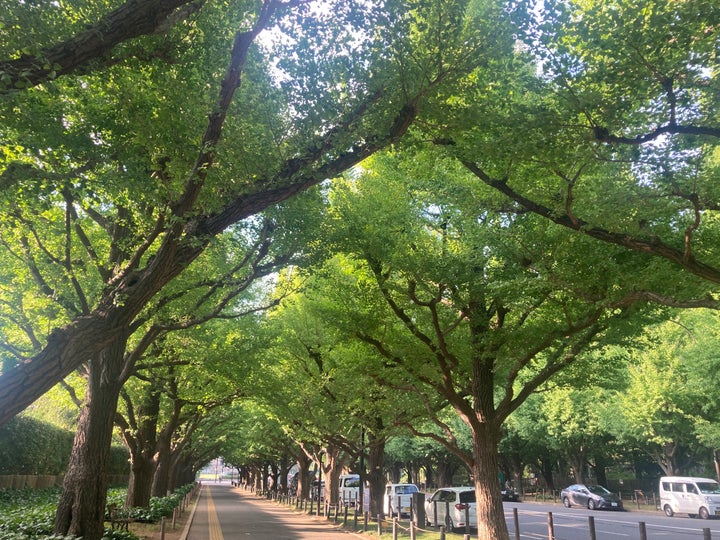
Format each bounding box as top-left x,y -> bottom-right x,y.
611,503 -> 618,507
402,506 -> 410,512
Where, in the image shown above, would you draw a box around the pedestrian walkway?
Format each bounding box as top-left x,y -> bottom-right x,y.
183,483 -> 363,539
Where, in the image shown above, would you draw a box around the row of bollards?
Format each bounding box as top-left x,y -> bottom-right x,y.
540,509 -> 713,540
160,481 -> 201,540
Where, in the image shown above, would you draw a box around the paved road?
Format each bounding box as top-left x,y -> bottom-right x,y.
184,483 -> 361,540
504,501 -> 720,539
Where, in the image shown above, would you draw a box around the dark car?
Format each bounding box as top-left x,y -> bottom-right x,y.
561,484 -> 623,510
501,485 -> 520,502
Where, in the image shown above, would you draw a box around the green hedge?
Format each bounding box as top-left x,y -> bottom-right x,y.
0,416 -> 129,476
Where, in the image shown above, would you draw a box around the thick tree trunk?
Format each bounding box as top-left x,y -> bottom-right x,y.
123,386 -> 161,507
127,453 -> 155,508
322,446 -> 342,506
151,434 -> 172,497
296,453 -> 312,499
366,434 -> 386,518
54,333 -> 128,540
471,425 -> 509,540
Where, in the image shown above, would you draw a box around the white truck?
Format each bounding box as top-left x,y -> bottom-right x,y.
659,476 -> 720,519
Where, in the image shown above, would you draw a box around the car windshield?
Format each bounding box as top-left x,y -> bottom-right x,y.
459,491 -> 476,503
698,482 -> 720,494
587,485 -> 611,495
396,485 -> 418,494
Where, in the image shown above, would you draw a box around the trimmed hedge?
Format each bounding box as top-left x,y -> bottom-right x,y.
0,415 -> 129,476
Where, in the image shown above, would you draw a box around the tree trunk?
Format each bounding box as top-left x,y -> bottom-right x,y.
366,434 -> 386,517
54,333 -> 128,540
471,425 -> 509,540
123,385 -> 161,507
151,432 -> 172,497
322,446 -> 342,506
127,453 -> 155,508
296,453 -> 312,499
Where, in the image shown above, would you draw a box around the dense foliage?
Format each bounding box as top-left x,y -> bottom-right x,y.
0,416 -> 128,476
0,485 -> 195,540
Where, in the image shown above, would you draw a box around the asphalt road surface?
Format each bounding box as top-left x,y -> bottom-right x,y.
184,483 -> 360,540
504,501 -> 720,539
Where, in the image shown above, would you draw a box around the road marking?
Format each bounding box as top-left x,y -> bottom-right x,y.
207,488 -> 224,540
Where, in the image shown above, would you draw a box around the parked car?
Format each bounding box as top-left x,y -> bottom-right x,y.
561,484 -> 623,510
383,483 -> 419,517
501,485 -> 519,502
424,486 -> 476,532
659,476 -> 720,519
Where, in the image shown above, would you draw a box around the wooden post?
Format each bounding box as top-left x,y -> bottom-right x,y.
588,516 -> 596,540
393,517 -> 398,540
160,517 -> 166,540
547,511 -> 555,540
639,521 -> 647,540
513,507 -> 520,540
439,525 -> 446,540
377,514 -> 382,536
703,528 -> 712,540
410,520 -> 416,540
363,511 -> 368,532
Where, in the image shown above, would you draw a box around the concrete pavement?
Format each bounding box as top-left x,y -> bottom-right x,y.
182,483 -> 365,539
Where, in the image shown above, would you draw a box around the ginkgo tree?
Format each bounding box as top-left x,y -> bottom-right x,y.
299,151 -> 695,539
0,1 -> 486,537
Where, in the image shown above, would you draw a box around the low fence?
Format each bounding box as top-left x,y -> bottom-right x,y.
249,485 -> 719,540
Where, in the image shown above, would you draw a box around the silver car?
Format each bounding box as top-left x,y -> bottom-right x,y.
424,486 -> 476,532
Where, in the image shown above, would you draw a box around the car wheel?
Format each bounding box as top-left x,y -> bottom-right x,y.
562,497 -> 571,508
588,499 -> 596,510
664,505 -> 674,517
699,507 -> 710,520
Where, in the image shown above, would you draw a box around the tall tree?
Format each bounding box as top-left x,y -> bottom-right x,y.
0,0 -> 463,428
306,152 -> 672,538
0,2 -> 467,536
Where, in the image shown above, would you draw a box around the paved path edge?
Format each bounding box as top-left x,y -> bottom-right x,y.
179,484 -> 203,540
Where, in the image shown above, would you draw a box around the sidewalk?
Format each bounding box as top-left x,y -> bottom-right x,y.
180,483 -> 367,540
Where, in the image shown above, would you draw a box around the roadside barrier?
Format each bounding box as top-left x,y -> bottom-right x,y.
243,486 -> 719,539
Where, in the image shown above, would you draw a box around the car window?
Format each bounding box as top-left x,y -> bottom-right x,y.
698,482 -> 720,494
686,484 -> 698,494
459,490 -> 476,504
398,485 -> 418,494
587,485 -> 610,495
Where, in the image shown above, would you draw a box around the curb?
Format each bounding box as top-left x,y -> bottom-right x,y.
179,484 -> 203,540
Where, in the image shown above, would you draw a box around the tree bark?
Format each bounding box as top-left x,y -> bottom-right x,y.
366,433 -> 386,518
54,332 -> 129,540
0,0 -> 200,92
471,424 -> 509,540
296,453 -> 312,499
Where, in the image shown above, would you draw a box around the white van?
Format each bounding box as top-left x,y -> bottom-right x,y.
659,476 -> 720,519
339,474 -> 361,505
384,483 -> 420,517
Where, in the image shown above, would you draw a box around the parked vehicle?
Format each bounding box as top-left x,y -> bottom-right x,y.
383,483 -> 419,517
561,484 -> 623,510
339,474 -> 361,505
310,480 -> 325,501
424,486 -> 476,532
659,476 -> 720,519
501,485 -> 519,502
